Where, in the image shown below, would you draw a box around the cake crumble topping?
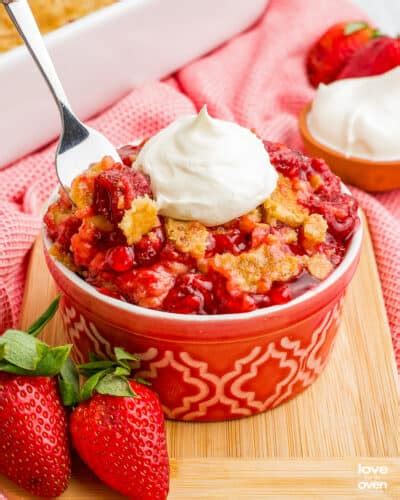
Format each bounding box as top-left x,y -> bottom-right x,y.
43,140 -> 359,315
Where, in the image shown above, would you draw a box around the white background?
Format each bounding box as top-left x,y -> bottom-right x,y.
353,0 -> 400,35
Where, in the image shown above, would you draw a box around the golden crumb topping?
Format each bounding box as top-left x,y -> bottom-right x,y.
212,243 -> 301,293
306,253 -> 333,280
88,215 -> 113,232
239,207 -> 264,232
70,177 -> 94,209
49,244 -> 77,272
280,227 -> 298,244
246,207 -> 263,223
166,218 -> 209,259
264,175 -> 309,228
119,196 -> 159,245
70,156 -> 115,209
88,156 -> 115,176
0,1 -> 117,53
212,249 -> 265,293
49,206 -> 71,226
303,213 -> 328,245
309,174 -> 323,190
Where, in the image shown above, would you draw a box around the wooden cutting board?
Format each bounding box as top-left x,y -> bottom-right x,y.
1,218 -> 399,499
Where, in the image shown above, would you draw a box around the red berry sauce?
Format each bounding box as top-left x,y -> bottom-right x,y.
44,141 -> 359,315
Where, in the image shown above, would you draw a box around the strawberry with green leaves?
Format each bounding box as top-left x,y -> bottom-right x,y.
0,297 -> 72,498
307,21 -> 378,87
68,348 -> 170,500
0,297 -> 170,498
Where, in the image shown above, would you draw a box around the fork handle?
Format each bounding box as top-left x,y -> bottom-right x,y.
2,0 -> 70,112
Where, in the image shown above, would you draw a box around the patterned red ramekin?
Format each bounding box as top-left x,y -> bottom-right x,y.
42,195 -> 362,422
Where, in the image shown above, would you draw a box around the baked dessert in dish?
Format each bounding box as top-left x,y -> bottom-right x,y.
44,113 -> 359,315
0,0 -> 116,52
42,109 -> 362,420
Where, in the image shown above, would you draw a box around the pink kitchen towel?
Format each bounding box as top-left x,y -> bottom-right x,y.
0,0 -> 399,368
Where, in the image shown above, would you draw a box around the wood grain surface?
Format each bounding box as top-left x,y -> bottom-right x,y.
1,218 -> 399,498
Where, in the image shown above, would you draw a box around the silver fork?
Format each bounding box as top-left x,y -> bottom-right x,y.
2,0 -> 121,188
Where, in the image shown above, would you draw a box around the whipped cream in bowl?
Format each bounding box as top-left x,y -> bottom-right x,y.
134,106 -> 278,226
307,67 -> 400,162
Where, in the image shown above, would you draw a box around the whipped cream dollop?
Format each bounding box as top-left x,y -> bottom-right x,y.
134,106 -> 277,226
307,67 -> 400,162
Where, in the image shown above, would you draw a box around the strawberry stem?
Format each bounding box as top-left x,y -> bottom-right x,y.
76,347 -> 141,401
0,298 -> 72,377
344,21 -> 369,36
27,296 -> 60,337
59,357 -> 80,406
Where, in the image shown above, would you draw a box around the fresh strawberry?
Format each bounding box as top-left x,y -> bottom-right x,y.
307,21 -> 378,86
0,375 -> 70,497
70,348 -> 169,500
338,36 -> 400,79
0,297 -> 72,497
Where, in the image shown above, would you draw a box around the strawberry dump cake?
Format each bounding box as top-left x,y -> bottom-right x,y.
44,108 -> 359,315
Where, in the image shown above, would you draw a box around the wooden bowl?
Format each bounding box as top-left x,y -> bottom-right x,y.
299,103 -> 400,192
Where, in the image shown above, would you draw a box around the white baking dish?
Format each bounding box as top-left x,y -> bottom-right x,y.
0,0 -> 267,168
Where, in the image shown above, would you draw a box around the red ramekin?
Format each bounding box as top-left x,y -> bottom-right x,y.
42,188 -> 362,421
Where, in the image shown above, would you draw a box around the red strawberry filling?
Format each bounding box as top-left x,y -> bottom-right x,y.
93,164 -> 152,222
163,274 -> 215,314
44,140 -> 359,315
105,245 -> 136,272
134,226 -> 165,266
210,227 -> 249,255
